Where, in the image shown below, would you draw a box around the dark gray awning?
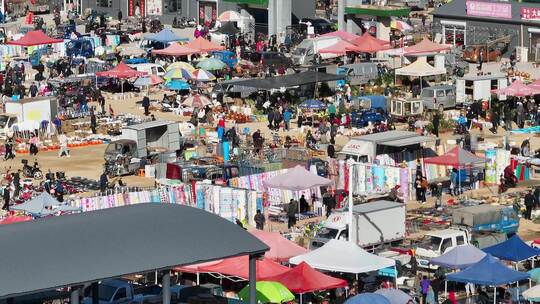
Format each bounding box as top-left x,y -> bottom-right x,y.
0,204 -> 268,299
224,71 -> 345,90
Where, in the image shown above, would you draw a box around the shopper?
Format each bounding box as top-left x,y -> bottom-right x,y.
58,132 -> 70,158
254,209 -> 265,230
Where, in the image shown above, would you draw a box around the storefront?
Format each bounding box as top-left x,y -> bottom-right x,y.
199,0 -> 218,25
433,0 -> 540,58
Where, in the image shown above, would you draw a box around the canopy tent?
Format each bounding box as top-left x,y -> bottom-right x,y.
483,235 -> 540,262
403,38 -> 451,55
424,146 -> 485,167
7,30 -> 64,46
152,43 -> 197,56
144,29 -> 187,43
250,229 -> 309,262
96,63 -> 146,79
319,40 -> 361,55
374,288 -> 413,304
395,57 -> 446,77
528,78 -> 540,92
492,79 -> 539,97
263,165 -> 332,191
289,239 -> 395,274
351,32 -> 391,53
0,215 -> 32,225
225,71 -> 344,90
344,293 -> 391,304
321,30 -> 361,42
176,255 -> 290,281
430,244 -> 487,269
265,262 -> 347,294
185,37 -> 225,52
446,254 -> 529,286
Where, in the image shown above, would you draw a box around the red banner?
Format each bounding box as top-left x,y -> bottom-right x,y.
128,0 -> 134,16
521,7 -> 540,20
140,0 -> 145,17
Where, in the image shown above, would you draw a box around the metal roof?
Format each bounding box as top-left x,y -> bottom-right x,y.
351,200 -> 404,214
380,136 -> 436,147
350,130 -> 419,143
0,204 -> 268,299
123,120 -> 176,131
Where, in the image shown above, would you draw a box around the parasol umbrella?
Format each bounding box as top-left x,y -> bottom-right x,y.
167,61 -> 195,72
374,288 -> 413,304
134,75 -> 164,87
390,20 -> 413,32
299,99 -> 326,110
163,67 -> 192,81
165,80 -> 191,91
344,293 -> 391,304
238,281 -> 295,304
191,69 -> 216,82
523,284 -> 540,301
196,57 -> 227,70
218,10 -> 241,22
183,94 -> 211,107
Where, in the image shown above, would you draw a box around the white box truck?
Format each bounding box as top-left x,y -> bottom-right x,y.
291,36 -> 340,66
310,200 -> 406,250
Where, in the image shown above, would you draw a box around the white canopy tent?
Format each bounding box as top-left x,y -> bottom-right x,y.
289,240 -> 395,277
395,56 -> 446,90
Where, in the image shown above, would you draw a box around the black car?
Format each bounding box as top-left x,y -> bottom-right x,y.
240,51 -> 292,69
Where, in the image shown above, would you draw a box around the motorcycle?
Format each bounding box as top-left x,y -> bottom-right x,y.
22,159 -> 43,179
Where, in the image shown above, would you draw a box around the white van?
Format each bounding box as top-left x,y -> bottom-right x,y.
291,36 -> 340,66
127,63 -> 166,77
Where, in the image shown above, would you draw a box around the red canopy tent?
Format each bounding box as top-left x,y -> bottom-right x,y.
0,215 -> 32,225
424,146 -> 485,167
403,38 -> 451,55
319,40 -> 361,56
152,43 -> 198,56
96,62 -> 147,78
175,255 -> 290,281
185,37 -> 225,53
351,32 -> 391,53
7,30 -> 64,46
265,262 -> 347,294
250,229 -> 308,262
321,30 -> 361,43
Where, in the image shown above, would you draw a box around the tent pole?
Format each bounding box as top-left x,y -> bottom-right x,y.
393,265 -> 397,287
516,281 -> 520,304
197,272 -> 200,285
445,280 -> 447,297
348,163 -> 354,244
494,286 -> 496,304
300,293 -> 302,304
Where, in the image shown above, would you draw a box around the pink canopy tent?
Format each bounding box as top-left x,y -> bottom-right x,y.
250,229 -> 308,262
7,30 -> 64,46
403,38 -> 451,55
152,43 -> 198,56
492,79 -> 538,97
351,32 -> 391,53
0,215 -> 32,225
424,146 -> 485,167
319,39 -> 361,55
321,30 -> 361,42
185,37 -> 225,53
263,165 -> 332,191
175,255 -> 289,281
266,262 -> 347,294
96,63 -> 147,78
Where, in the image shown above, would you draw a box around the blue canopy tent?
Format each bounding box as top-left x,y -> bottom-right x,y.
299,99 -> 326,110
483,235 -> 540,263
447,255 -> 530,303
430,244 -> 487,269
145,29 -> 188,43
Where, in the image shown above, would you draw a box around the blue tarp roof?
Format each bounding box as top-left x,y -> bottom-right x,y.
446,255 -> 529,286
145,29 -> 188,43
483,235 -> 540,262
430,244 -> 486,269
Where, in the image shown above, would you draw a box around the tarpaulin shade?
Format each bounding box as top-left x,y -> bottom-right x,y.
446,255 -> 529,285
263,165 -> 332,191
403,38 -> 451,54
96,63 -> 147,79
265,262 -> 347,293
452,205 -> 506,227
152,43 -> 197,56
321,30 -> 361,42
7,30 -> 64,46
11,192 -> 60,216
225,71 -> 344,90
289,239 -> 395,274
144,29 -> 187,43
423,146 -> 485,167
351,32 -> 390,53
430,244 -> 486,269
483,235 -> 540,262
175,255 -> 289,280
185,37 -> 225,52
250,229 -> 308,262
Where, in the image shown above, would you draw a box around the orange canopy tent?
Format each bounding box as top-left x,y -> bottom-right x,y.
351,32 -> 391,53
403,38 -> 451,55
185,37 -> 225,53
319,39 -> 362,56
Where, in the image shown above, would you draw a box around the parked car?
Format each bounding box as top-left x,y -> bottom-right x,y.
299,17 -> 333,35
260,52 -> 292,68
421,85 -> 456,111
351,110 -> 387,127
463,43 -> 507,62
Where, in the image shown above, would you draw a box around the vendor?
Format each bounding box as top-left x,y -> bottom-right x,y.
521,137 -> 531,156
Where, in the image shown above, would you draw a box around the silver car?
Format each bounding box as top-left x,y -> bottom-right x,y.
421,85 -> 456,111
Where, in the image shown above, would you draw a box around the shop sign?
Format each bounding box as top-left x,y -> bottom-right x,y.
146,0 -> 161,16
521,7 -> 540,20
466,0 -> 512,19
